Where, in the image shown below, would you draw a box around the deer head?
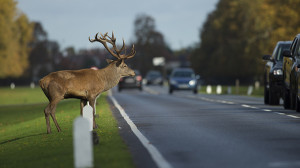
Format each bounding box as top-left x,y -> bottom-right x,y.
89,32 -> 136,77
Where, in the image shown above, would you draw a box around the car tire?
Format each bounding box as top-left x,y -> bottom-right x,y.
139,86 -> 143,91
283,87 -> 291,109
169,88 -> 173,94
193,89 -> 198,94
264,85 -> 269,105
269,86 -> 280,105
296,95 -> 300,112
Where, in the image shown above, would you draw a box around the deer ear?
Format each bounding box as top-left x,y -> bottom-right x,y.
106,59 -> 114,64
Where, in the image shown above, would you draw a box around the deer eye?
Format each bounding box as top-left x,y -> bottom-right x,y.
123,65 -> 127,68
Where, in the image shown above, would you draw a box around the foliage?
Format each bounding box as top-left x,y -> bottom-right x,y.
0,88 -> 134,168
132,14 -> 172,75
0,0 -> 33,78
191,0 -> 300,84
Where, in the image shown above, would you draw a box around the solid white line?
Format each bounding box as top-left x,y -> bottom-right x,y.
108,91 -> 172,168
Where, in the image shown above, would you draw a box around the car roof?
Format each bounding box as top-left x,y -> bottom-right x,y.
172,68 -> 194,72
277,41 -> 292,45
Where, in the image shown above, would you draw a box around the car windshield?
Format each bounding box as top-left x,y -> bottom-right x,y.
147,71 -> 161,77
275,43 -> 291,61
172,71 -> 195,78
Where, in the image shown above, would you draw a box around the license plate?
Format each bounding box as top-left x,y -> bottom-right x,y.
125,78 -> 135,83
178,84 -> 189,89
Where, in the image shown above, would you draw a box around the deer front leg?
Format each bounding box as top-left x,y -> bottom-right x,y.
80,99 -> 87,116
88,99 -> 97,129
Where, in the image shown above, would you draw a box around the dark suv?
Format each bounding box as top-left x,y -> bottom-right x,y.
283,34 -> 300,111
263,41 -> 292,105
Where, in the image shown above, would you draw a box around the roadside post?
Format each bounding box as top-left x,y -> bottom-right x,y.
216,85 -> 222,94
73,117 -> 93,168
83,102 -> 93,131
206,85 -> 212,94
247,86 -> 253,95
82,102 -> 100,145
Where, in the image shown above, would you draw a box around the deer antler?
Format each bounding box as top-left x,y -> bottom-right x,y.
89,32 -> 136,60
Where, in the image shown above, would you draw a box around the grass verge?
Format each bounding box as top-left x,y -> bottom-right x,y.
0,87 -> 134,168
198,85 -> 264,97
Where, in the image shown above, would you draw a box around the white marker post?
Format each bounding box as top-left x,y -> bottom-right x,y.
206,85 -> 212,94
73,117 -> 93,168
82,102 -> 94,131
216,85 -> 222,94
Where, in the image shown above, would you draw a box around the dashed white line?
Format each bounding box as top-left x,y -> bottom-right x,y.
286,115 -> 300,119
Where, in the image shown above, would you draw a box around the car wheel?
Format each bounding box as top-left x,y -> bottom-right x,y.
193,89 -> 198,94
139,86 -> 143,91
269,86 -> 279,105
290,89 -> 296,110
169,88 -> 173,94
283,87 -> 291,109
296,95 -> 300,112
264,85 -> 269,104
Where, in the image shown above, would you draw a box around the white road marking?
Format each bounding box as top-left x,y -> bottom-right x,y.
108,91 -> 172,168
144,86 -> 300,120
286,115 -> 300,119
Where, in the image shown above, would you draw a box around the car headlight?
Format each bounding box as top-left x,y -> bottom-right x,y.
189,80 -> 196,86
170,80 -> 177,85
273,69 -> 283,75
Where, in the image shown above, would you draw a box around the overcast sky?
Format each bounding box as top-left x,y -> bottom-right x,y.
16,0 -> 218,51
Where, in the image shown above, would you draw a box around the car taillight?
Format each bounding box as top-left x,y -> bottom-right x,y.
120,78 -> 124,82
136,75 -> 142,81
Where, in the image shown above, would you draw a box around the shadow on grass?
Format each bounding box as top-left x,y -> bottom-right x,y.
0,133 -> 45,145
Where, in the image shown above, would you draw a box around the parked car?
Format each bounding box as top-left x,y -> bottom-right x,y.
168,68 -> 198,94
118,70 -> 142,91
283,34 -> 300,111
263,41 -> 292,105
144,70 -> 163,85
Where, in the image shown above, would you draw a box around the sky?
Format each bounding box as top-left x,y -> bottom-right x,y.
16,0 -> 218,51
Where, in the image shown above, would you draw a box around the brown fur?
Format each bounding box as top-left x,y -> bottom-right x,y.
40,60 -> 135,133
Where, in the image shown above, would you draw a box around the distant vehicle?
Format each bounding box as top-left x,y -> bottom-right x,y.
118,70 -> 142,91
283,34 -> 300,111
144,70 -> 163,85
168,68 -> 198,94
263,41 -> 292,105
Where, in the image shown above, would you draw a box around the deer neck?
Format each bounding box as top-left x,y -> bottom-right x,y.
100,64 -> 121,91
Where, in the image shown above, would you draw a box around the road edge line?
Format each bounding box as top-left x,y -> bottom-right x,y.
108,91 -> 172,168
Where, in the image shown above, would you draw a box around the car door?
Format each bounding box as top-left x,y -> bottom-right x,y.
284,38 -> 298,89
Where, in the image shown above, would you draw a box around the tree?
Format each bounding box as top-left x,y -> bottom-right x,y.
191,0 -> 300,84
132,14 -> 172,75
0,0 -> 33,78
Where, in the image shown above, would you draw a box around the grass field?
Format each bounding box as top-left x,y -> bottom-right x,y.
198,85 -> 264,97
0,87 -> 134,168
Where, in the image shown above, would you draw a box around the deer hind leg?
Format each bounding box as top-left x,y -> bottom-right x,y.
49,99 -> 62,132
44,103 -> 52,134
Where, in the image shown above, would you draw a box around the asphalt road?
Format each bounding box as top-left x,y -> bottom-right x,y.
108,85 -> 300,168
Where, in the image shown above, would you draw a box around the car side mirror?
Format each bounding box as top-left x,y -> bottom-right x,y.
262,55 -> 271,60
283,50 -> 292,57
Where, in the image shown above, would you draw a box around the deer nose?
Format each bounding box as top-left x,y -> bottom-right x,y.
131,71 -> 136,77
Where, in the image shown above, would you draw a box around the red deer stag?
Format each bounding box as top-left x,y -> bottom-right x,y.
39,32 -> 136,134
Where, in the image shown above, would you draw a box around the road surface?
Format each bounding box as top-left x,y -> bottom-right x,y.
108,85 -> 300,168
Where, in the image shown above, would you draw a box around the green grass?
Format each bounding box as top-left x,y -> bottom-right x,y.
0,87 -> 134,168
198,85 -> 264,97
